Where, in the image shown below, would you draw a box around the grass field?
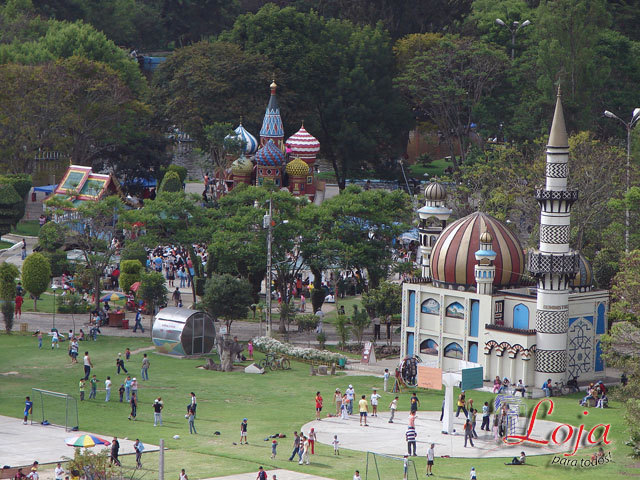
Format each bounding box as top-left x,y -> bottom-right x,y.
11,220 -> 41,237
0,333 -> 636,480
0,240 -> 13,249
408,157 -> 454,179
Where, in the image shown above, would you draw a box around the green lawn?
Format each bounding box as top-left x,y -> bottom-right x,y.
0,240 -> 13,249
11,220 -> 41,237
408,157 -> 454,179
22,290 -> 126,314
0,333 -> 635,480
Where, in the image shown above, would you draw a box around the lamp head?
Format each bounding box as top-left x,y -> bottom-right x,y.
633,108 -> 640,120
521,20 -> 531,27
604,110 -> 615,119
495,18 -> 506,26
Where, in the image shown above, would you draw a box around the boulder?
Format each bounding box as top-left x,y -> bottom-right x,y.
244,363 -> 265,374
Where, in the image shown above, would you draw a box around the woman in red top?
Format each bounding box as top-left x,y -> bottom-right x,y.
308,427 -> 317,454
15,294 -> 23,318
315,391 -> 323,421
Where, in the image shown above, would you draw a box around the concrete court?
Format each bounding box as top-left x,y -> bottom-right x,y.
302,410 -> 578,459
203,469 -> 335,480
0,415 -> 159,468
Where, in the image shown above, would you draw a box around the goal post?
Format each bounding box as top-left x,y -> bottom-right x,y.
32,388 -> 79,432
365,451 -> 419,480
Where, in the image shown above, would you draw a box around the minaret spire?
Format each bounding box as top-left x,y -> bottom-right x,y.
417,182 -> 451,279
529,89 -> 579,387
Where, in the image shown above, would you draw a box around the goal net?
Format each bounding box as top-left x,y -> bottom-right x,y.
365,452 -> 419,480
32,388 -> 79,431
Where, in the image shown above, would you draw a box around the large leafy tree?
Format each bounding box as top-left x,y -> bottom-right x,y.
201,274 -> 252,332
22,252 -> 51,311
0,262 -> 19,333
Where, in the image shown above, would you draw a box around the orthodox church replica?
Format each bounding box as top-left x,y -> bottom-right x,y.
401,91 -> 608,387
228,81 -> 320,201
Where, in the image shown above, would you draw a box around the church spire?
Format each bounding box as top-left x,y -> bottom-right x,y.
260,79 -> 284,149
548,86 -> 568,148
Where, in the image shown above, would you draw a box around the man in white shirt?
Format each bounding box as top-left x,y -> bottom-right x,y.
426,444 -> 435,476
353,470 -> 361,480
105,376 -> 112,402
389,396 -> 398,423
370,389 -> 382,417
54,463 -> 64,480
346,385 -> 354,415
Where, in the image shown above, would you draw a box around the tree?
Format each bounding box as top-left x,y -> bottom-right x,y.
119,260 -> 142,293
0,262 -> 19,332
335,313 -> 350,348
350,305 -> 370,346
0,183 -> 23,236
38,221 -> 67,252
202,274 -> 252,332
296,313 -> 319,347
395,34 -> 509,167
22,252 -> 51,310
138,271 -> 167,318
159,171 -> 182,193
362,281 -> 403,317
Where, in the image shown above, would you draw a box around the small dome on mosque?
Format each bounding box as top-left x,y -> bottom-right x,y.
255,139 -> 286,166
270,80 -> 277,89
571,253 -> 593,291
431,212 -> 525,289
286,124 -> 320,159
425,182 -> 446,201
229,123 -> 258,155
286,157 -> 310,177
231,155 -> 253,175
480,230 -> 493,244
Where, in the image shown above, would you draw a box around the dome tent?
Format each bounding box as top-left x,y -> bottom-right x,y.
152,307 -> 216,356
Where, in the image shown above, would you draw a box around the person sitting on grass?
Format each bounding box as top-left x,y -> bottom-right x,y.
506,451 -> 526,465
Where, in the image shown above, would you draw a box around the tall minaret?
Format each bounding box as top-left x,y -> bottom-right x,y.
417,182 -> 452,279
259,80 -> 285,150
528,88 -> 579,386
474,231 -> 497,295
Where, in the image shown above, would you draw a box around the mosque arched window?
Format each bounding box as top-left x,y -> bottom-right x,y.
420,338 -> 438,355
444,342 -> 463,359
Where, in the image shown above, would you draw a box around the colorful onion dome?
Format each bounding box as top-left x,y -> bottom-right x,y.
286,157 -> 310,177
286,124 -> 320,160
233,123 -> 258,155
431,212 -> 525,289
255,139 -> 285,166
231,155 -> 254,175
571,253 -> 593,291
260,81 -> 284,139
425,182 -> 446,201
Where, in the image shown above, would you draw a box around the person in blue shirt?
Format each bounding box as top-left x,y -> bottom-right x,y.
24,396 -> 33,425
133,309 -> 144,333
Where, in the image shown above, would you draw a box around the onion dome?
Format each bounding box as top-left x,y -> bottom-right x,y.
260,80 -> 284,139
425,182 -> 446,201
231,123 -> 258,155
571,253 -> 593,291
286,157 -> 310,177
480,231 -> 493,244
286,124 -> 320,160
255,139 -> 285,166
431,212 -> 525,289
231,155 -> 253,175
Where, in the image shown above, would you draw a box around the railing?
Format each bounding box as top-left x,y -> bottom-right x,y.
534,189 -> 578,202
485,323 -> 536,335
528,252 -> 579,275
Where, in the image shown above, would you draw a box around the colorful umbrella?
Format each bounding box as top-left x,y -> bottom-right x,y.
100,292 -> 127,302
65,434 -> 111,447
129,282 -> 141,292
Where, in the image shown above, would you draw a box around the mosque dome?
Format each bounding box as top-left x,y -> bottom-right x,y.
230,123 -> 258,155
255,139 -> 285,166
571,253 -> 593,291
286,157 -> 310,177
286,124 -> 320,160
425,182 -> 446,201
231,155 -> 253,175
480,230 -> 493,244
430,212 -> 525,289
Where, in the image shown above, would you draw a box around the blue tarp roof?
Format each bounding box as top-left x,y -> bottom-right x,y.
125,177 -> 157,188
33,185 -> 57,194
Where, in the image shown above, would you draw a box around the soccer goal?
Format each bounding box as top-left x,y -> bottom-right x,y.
32,388 -> 79,431
365,451 -> 419,480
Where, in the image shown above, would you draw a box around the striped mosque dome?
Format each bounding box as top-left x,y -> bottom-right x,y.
425,182 -> 446,201
571,253 -> 593,291
286,124 -> 320,160
431,211 -> 525,289
232,123 -> 258,155
255,139 -> 285,166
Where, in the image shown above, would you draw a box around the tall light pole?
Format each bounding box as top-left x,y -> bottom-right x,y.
263,198 -> 288,337
51,284 -> 59,330
604,108 -> 640,253
495,18 -> 531,60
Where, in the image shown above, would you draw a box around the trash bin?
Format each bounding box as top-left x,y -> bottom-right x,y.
121,319 -> 129,329
338,358 -> 346,368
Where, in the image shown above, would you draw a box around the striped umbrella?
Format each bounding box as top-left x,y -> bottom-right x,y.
100,292 -> 127,302
65,434 -> 111,447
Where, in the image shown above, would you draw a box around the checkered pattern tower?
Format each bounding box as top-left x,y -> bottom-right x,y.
528,89 -> 579,387
417,182 -> 451,279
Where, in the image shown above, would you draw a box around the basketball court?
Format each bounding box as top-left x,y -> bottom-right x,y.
302,410 -> 578,459
0,415 -> 159,467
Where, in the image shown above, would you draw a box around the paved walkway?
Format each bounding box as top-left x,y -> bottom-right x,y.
202,469 -> 335,480
302,410 -> 576,459
0,415 -> 158,468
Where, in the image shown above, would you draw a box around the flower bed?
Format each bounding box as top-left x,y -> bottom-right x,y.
252,336 -> 348,365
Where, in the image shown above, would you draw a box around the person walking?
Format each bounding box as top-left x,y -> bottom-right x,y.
256,467 -> 267,480
119,384 -> 125,403
23,396 -> 33,425
481,402 -> 490,431
125,376 -> 132,401
308,428 -> 317,454
51,329 -> 59,349
153,397 -> 163,426
383,369 -> 390,392
134,439 -> 144,468
288,432 -> 300,461
36,330 -> 42,349
21,238 -> 27,260
79,379 -> 86,401
128,392 -> 137,420
110,437 -> 121,466
133,309 -> 144,333
334,388 -> 342,415
240,418 -> 248,444
15,293 -> 23,319
464,419 -> 475,447
371,389 -> 381,417
141,354 -> 150,381
358,395 -> 369,426
469,467 -> 477,480
89,375 -> 98,399
426,444 -> 435,476
389,396 -> 398,423
187,407 -> 196,434
346,385 -> 354,415
179,469 -> 188,480
117,354 -> 128,374
298,435 -> 310,465
410,392 -> 420,413
131,377 -> 138,399
172,288 -> 181,307
83,352 -> 93,380
406,426 -> 417,456
341,394 -> 349,420
270,439 -> 278,459
315,391 -> 323,420
105,376 -> 112,402
372,316 -> 381,340
471,408 -> 479,438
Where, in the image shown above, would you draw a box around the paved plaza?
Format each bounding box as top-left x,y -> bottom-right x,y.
203,469 -> 335,480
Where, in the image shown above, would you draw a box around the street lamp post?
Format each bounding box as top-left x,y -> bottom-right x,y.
51,284 -> 59,330
263,199 -> 288,337
495,18 -> 531,60
604,108 -> 640,253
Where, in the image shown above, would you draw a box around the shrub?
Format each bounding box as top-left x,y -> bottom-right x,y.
194,276 -> 206,296
1,301 -> 14,333
316,331 -> 327,349
252,336 -> 347,365
0,183 -> 23,236
38,222 -> 67,252
57,294 -> 91,314
158,164 -> 188,184
120,241 -> 148,265
43,250 -> 69,277
119,259 -> 142,293
22,252 -> 51,310
0,174 -> 32,199
335,313 -> 351,347
159,170 -> 182,192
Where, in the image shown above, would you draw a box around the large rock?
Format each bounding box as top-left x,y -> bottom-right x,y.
244,363 -> 264,374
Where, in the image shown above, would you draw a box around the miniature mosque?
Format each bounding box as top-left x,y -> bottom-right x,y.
401,92 -> 609,388
227,81 -> 320,201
